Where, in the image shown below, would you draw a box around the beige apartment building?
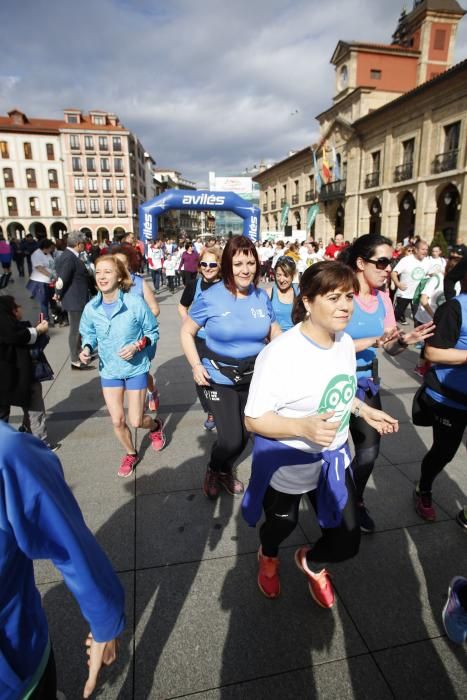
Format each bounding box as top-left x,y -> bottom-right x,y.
0,108 -> 156,242
254,0 -> 467,245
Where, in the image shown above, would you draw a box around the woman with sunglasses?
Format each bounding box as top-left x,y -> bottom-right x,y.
181,236 -> 281,498
178,247 -> 222,431
341,235 -> 434,532
267,256 -> 299,332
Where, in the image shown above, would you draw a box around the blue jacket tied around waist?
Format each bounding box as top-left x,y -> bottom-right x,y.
242,435 -> 351,529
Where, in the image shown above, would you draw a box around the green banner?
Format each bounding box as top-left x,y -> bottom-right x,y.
280,203 -> 290,228
306,204 -> 319,232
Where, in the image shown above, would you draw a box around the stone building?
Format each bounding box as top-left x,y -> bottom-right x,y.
254,0 -> 467,245
0,108 -> 156,242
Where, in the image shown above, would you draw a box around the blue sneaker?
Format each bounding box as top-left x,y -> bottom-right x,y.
203,414 -> 216,431
442,576 -> 467,644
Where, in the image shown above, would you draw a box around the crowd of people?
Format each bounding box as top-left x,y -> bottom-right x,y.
1,226 -> 467,697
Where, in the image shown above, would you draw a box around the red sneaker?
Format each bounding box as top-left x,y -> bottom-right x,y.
294,546 -> 334,608
203,468 -> 219,499
218,471 -> 244,495
414,484 -> 436,521
117,453 -> 138,478
149,418 -> 166,452
257,546 -> 280,598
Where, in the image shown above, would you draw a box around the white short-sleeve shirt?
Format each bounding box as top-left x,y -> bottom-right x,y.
245,324 -> 356,493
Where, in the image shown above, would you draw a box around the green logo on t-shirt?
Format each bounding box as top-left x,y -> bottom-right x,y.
318,374 -> 356,431
411,267 -> 425,281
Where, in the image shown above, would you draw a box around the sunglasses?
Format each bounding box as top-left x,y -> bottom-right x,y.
200,261 -> 218,269
363,257 -> 392,270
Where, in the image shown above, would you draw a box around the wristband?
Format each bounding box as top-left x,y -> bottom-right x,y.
134,337 -> 148,352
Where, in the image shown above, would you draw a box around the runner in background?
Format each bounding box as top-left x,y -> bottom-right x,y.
178,247 -> 222,432
266,256 -> 299,332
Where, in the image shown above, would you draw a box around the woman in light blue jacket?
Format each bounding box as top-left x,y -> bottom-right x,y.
79,255 -> 164,478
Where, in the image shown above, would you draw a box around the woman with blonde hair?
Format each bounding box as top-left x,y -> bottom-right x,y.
178,246 -> 222,431
79,255 -> 163,478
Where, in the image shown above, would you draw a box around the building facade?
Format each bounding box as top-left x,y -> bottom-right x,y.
0,108 -> 156,242
254,0 -> 467,245
152,169 -> 201,238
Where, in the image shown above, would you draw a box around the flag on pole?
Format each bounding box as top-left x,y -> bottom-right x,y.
322,145 -> 331,183
312,150 -> 322,193
280,203 -> 290,228
306,204 -> 319,232
332,144 -> 340,181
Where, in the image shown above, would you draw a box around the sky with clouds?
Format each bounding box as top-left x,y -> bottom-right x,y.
1,0 -> 466,185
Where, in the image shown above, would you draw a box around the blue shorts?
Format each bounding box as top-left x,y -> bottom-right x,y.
101,372 -> 148,390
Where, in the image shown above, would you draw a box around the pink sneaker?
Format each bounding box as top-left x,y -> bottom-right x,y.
414,484 -> 436,521
118,453 -> 138,478
294,546 -> 334,608
149,418 -> 166,451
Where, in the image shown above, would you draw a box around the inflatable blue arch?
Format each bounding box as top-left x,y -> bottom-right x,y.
139,189 -> 260,242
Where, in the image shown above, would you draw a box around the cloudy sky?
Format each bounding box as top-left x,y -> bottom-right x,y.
1,0 -> 466,185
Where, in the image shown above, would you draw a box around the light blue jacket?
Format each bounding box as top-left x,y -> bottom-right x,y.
79,289 -> 159,379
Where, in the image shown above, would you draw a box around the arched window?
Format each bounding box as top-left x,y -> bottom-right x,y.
7,196 -> 18,215
26,168 -> 37,187
48,169 -> 58,188
3,168 -> 14,187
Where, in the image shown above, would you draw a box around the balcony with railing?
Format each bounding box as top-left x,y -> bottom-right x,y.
364,171 -> 380,189
305,190 -> 314,202
262,203 -> 268,212
270,200 -> 277,210
319,179 -> 346,202
432,149 -> 458,174
280,197 -> 286,207
291,194 -> 299,205
51,207 -> 62,216
7,204 -> 18,216
394,162 -> 413,182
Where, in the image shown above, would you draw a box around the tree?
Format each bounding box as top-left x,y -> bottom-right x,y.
430,230 -> 449,257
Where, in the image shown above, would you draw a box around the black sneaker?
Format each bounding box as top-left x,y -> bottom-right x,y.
456,507 -> 467,531
357,502 -> 375,533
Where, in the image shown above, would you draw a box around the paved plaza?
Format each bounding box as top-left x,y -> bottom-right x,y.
7,277 -> 467,699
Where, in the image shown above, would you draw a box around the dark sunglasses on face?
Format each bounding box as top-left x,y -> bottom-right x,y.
200,261 -> 218,268
363,256 -> 392,270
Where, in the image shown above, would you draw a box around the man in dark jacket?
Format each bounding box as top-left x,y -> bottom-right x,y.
55,231 -> 93,370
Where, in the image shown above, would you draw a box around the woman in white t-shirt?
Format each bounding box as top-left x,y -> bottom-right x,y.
26,239 -> 56,321
243,261 -> 398,608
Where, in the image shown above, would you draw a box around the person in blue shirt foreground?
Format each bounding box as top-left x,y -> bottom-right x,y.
181,236 -> 281,499
0,422 -> 124,699
242,262 -> 398,608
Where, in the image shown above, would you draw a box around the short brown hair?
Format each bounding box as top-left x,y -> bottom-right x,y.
221,236 -> 260,295
95,255 -> 132,292
292,261 -> 358,324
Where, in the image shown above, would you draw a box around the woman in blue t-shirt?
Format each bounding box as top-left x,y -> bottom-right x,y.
267,255 -> 299,332
412,273 -> 467,524
181,236 -> 281,499
341,235 -> 434,533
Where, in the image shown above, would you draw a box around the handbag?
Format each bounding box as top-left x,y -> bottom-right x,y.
412,384 -> 434,426
32,351 -> 54,382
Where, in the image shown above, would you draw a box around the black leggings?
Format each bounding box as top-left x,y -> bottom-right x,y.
419,403 -> 467,492
203,382 -> 250,473
394,297 -> 417,322
349,391 -> 381,502
194,336 -> 211,414
31,648 -> 57,699
260,470 -> 360,565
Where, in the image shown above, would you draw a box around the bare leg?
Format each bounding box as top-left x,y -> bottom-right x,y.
102,387 -> 136,454
126,388 -> 157,431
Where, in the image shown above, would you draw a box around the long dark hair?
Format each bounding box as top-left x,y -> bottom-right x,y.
292,261 -> 358,324
221,236 -> 260,295
0,295 -> 17,318
339,234 -> 393,270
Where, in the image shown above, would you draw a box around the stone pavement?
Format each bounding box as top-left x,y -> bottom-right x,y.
6,276 -> 467,699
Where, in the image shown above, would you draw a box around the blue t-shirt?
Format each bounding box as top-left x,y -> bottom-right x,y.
102,300 -> 119,319
189,283 -> 276,384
